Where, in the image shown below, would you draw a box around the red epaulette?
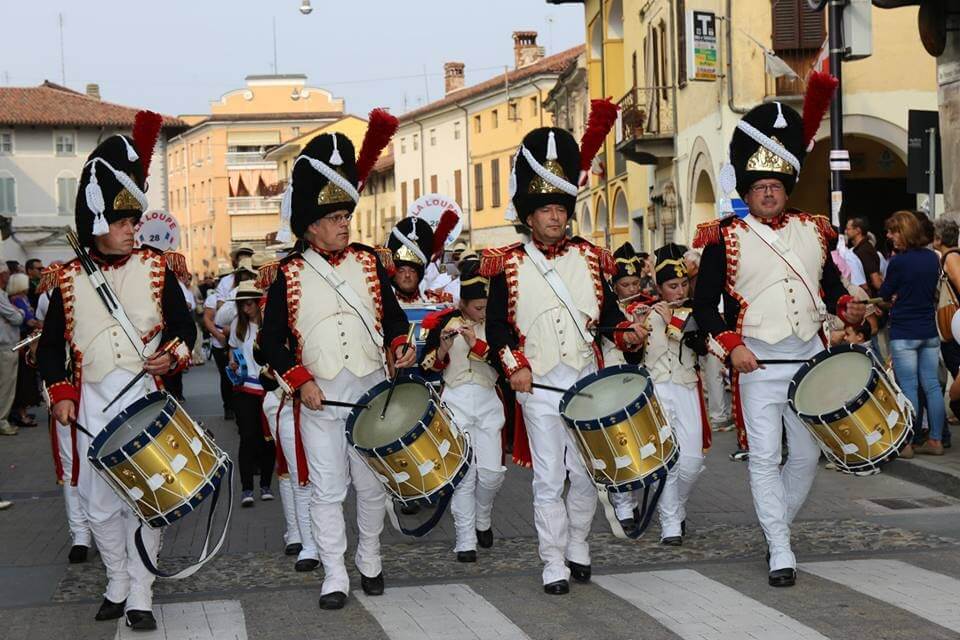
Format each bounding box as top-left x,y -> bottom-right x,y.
425,289 -> 454,304
479,243 -> 522,277
598,246 -> 617,277
162,251 -> 189,281
36,264 -> 64,296
692,216 -> 734,248
255,260 -> 280,290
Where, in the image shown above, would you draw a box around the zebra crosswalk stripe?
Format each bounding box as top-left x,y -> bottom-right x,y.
804,559 -> 960,634
594,569 -> 831,640
114,600 -> 247,640
356,583 -> 531,640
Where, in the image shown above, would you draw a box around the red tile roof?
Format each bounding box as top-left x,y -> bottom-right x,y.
400,45 -> 583,122
0,81 -> 185,129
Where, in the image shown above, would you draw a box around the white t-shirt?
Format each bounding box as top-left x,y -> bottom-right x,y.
228,318 -> 262,393
204,290 -> 225,348
214,273 -> 236,303
35,291 -> 50,323
214,288 -> 238,328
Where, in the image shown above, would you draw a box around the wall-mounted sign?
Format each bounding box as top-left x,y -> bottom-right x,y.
687,11 -> 718,81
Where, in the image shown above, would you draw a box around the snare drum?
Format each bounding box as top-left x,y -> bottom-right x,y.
559,364 -> 678,493
788,344 -> 913,475
89,391 -> 231,528
346,374 -> 471,507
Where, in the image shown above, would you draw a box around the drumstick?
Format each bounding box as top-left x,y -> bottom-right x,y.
756,359 -> 810,365
380,324 -> 417,420
102,338 -> 183,412
531,382 -> 593,399
322,400 -> 370,410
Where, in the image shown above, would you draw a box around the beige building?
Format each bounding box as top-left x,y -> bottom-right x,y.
265,115 -> 397,248
166,74 -> 345,276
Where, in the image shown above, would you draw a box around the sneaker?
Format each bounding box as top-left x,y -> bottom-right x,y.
241,490 -> 255,507
0,500 -> 12,510
899,444 -> 915,459
260,487 -> 274,501
914,440 -> 945,456
0,424 -> 18,436
729,449 -> 749,462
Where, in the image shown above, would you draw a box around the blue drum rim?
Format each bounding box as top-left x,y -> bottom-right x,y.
89,390 -> 177,468
558,364 -> 654,431
787,343 -> 883,424
345,373 -> 438,457
605,445 -> 679,493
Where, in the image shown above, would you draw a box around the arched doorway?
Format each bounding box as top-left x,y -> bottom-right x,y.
595,196 -> 608,244
613,189 -> 629,227
579,202 -> 593,236
789,134 -> 911,250
691,170 -> 716,230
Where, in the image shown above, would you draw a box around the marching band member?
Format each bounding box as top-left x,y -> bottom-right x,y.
610,244 -> 711,542
691,98 -> 864,587
421,258 -> 504,561
258,111 -> 411,611
385,214 -> 457,305
603,242 -> 653,366
484,112 -> 644,595
226,281 -> 275,507
37,112 -> 196,631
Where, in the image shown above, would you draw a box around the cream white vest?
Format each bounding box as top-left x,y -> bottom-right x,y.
284,248 -> 384,381
643,313 -> 698,387
509,245 -> 601,376
441,316 -> 497,389
726,216 -> 826,345
62,251 -> 164,384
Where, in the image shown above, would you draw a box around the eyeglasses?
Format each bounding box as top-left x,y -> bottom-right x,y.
750,183 -> 785,194
323,212 -> 354,225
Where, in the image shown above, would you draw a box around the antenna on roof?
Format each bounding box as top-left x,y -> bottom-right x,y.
272,17 -> 278,74
58,13 -> 66,86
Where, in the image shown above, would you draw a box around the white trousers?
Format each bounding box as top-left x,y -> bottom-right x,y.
610,382 -> 706,537
55,419 -> 92,547
77,369 -> 162,612
700,354 -> 730,425
444,383 -> 506,552
262,391 -> 317,562
740,335 -> 823,572
518,363 -> 598,585
299,368 -> 387,596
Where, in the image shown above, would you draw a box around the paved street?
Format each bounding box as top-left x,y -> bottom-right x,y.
1,364 -> 959,640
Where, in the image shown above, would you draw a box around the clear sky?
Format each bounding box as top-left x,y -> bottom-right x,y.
1,1 -> 586,118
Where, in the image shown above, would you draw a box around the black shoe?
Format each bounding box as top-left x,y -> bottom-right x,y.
95,598 -> 125,621
768,568 -> 797,587
125,610 -> 157,631
318,591 -> 347,610
284,542 -> 303,556
729,449 -> 749,461
399,503 -> 420,515
568,561 -> 591,583
456,550 -> 477,563
619,517 -> 640,538
69,544 -> 89,564
476,528 -> 494,549
295,558 -> 320,572
543,580 -> 570,595
660,536 -> 683,546
361,572 -> 384,596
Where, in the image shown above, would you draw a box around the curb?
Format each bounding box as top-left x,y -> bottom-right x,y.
884,457 -> 960,499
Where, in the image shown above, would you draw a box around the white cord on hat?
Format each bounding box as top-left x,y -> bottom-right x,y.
82,154 -> 149,236
390,226 -> 427,264
734,119 -> 802,174
329,134 -> 343,166
773,102 -> 787,129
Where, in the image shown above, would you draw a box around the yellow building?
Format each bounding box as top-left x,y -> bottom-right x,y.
166,74 -> 345,276
396,32 -> 582,249
553,0 -> 937,249
265,115 -> 397,247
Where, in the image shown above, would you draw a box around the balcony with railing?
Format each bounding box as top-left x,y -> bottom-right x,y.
764,49 -> 822,100
227,196 -> 280,215
615,86 -> 676,165
225,151 -> 275,168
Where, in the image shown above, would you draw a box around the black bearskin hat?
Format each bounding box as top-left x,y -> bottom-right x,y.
289,132 -> 359,239
387,216 -> 434,278
510,127 -> 580,225
728,102 -> 805,198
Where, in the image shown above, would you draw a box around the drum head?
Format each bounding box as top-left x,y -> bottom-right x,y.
793,351 -> 872,416
564,369 -> 651,422
352,382 -> 431,450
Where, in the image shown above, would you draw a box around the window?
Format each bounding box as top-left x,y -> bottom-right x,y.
676,0 -> 687,88
207,138 -> 212,161
413,134 -> 419,151
530,96 -> 538,117
454,169 -> 462,206
0,132 -> 12,154
773,0 -> 825,51
508,102 -> 518,121
292,126 -> 300,137
474,115 -> 482,134
430,175 -> 437,193
413,178 -> 420,200
491,158 -> 501,207
0,176 -> 15,214
55,132 -> 76,156
430,129 -> 436,146
454,121 -> 461,140
491,109 -> 499,129
401,138 -> 407,154
401,182 -> 408,213
474,164 -> 484,211
57,175 -> 78,214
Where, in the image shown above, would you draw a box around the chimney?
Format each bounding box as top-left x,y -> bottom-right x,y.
85,83 -> 101,100
444,62 -> 465,95
513,31 -> 544,69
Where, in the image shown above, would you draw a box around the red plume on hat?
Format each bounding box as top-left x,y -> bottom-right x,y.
356,108 -> 399,191
802,71 -> 838,152
132,110 -> 164,180
578,98 -> 620,186
431,209 -> 459,261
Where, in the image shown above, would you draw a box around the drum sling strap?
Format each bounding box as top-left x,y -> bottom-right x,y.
300,248 -> 384,349
596,469 -> 668,540
523,241 -> 594,345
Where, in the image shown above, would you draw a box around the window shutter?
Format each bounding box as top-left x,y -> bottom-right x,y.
772,0 -> 800,50
799,3 -> 825,49
676,0 -> 687,88
2,177 -> 15,213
